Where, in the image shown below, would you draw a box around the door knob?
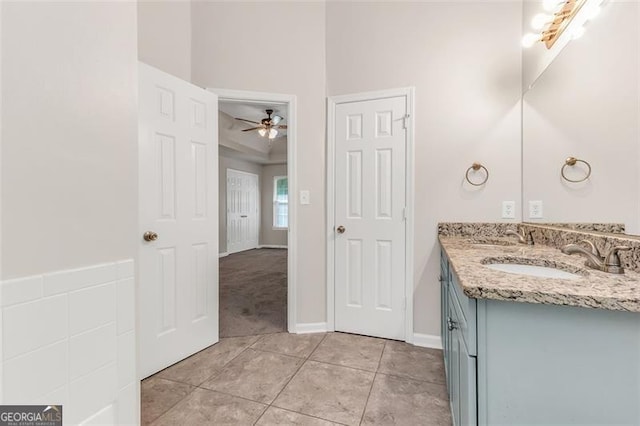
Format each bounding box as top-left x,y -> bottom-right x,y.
143,231 -> 159,242
336,226 -> 346,234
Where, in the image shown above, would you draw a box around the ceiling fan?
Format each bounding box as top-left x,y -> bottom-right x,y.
234,109 -> 287,140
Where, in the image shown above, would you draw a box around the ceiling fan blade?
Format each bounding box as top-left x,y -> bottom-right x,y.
235,118 -> 261,125
275,124 -> 288,130
271,115 -> 283,125
241,127 -> 262,132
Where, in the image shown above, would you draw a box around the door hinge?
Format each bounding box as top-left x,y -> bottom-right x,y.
402,207 -> 407,221
402,114 -> 410,129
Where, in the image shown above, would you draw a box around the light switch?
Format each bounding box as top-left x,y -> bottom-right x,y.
300,190 -> 310,205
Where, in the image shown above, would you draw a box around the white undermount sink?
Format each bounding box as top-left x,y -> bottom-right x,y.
484,263 -> 581,279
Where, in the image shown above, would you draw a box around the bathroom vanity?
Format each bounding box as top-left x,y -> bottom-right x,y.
439,226 -> 640,426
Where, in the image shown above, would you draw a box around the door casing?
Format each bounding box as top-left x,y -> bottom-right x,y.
326,87 -> 415,343
208,88 -> 298,334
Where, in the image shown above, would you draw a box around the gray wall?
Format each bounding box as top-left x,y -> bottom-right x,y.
192,1 -> 327,324
261,164 -> 288,247
326,1 -> 523,336
140,1 -> 523,336
1,1 -> 138,279
137,0 -> 191,81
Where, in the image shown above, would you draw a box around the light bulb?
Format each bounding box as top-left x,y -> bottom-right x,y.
571,26 -> 586,39
258,128 -> 267,137
268,128 -> 278,139
522,33 -> 540,48
531,13 -> 552,30
543,0 -> 562,12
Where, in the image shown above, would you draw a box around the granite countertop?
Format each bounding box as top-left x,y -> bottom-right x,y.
439,236 -> 640,313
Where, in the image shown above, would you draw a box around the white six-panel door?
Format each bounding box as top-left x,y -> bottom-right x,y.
334,95 -> 407,340
138,63 -> 219,378
226,169 -> 259,254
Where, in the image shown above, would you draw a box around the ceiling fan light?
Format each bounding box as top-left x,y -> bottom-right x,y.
258,128 -> 267,137
268,128 -> 278,139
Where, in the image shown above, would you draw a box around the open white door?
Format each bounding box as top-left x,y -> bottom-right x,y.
333,94 -> 408,340
138,63 -> 219,378
226,169 -> 260,254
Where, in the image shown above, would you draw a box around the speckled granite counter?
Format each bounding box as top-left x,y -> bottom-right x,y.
439,235 -> 640,313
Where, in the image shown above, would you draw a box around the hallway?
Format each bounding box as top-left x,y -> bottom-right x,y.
219,248 -> 288,337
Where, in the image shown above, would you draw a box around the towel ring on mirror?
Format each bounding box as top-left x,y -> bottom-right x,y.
465,163 -> 489,186
561,157 -> 591,183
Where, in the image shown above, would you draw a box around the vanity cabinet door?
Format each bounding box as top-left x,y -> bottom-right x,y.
448,285 -> 478,426
448,294 -> 461,425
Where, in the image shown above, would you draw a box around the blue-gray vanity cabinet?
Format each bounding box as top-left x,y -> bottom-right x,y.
441,246 -> 640,426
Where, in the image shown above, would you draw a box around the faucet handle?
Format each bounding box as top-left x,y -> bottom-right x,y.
579,240 -> 601,258
604,246 -> 631,267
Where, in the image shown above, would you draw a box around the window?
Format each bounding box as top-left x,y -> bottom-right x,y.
273,176 -> 288,229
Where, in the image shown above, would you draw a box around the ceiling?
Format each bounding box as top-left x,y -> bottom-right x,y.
218,100 -> 288,165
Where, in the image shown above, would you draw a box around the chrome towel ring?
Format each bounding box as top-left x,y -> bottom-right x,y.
561,157 -> 591,183
465,163 -> 489,186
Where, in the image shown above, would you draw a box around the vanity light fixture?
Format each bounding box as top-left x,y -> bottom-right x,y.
522,0 -> 605,49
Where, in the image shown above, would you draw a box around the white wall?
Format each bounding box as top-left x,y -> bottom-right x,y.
137,0 -> 191,82
261,164 -> 288,247
1,1 -> 138,280
326,1 -> 523,336
192,1 -> 326,325
522,2 -> 640,233
1,1 -> 138,422
218,154 -> 263,254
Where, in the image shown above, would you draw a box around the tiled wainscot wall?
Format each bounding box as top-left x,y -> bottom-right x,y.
0,260 -> 138,425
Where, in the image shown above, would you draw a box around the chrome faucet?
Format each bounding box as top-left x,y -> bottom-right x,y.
505,229 -> 534,245
561,241 -> 631,274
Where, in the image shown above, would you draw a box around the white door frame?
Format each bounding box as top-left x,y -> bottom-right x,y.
208,88 -> 297,334
326,87 -> 416,343
226,168 -> 260,254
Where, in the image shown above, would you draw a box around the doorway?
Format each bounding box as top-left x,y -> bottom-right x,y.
213,89 -> 297,337
326,88 -> 415,342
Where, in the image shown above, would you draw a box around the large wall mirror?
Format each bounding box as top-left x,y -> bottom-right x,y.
522,1 -> 640,234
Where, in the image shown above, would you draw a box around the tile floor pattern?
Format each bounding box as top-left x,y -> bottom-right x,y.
142,332 -> 452,426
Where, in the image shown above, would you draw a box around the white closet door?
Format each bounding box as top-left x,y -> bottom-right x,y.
227,169 -> 259,254
333,95 -> 408,340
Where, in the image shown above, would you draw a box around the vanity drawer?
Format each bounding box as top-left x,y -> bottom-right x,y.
449,269 -> 477,356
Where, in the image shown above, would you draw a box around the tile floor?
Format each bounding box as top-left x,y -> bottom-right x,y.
142,332 -> 452,425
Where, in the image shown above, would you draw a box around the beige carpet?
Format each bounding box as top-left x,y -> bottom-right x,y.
219,248 -> 287,337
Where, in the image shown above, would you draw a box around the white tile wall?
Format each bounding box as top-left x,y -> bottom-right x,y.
117,383 -> 138,426
116,278 -> 135,335
69,363 -> 117,424
3,294 -> 68,360
69,283 -> 116,336
69,324 -> 117,381
0,260 -> 138,425
3,340 -> 68,402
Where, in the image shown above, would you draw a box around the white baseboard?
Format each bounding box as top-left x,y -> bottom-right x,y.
413,333 -> 443,350
294,322 -> 328,334
258,245 -> 288,249
218,252 -> 229,258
